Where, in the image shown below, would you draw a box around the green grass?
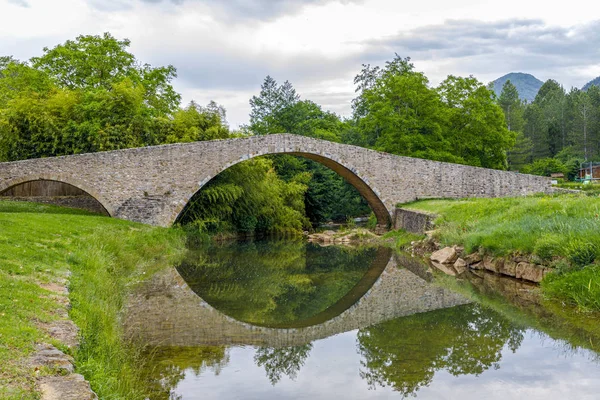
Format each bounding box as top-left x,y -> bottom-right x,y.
555,181 -> 600,196
542,265 -> 600,311
0,201 -> 186,399
381,229 -> 425,250
403,194 -> 600,261
401,194 -> 600,311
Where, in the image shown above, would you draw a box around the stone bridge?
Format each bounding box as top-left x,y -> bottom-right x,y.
0,134 -> 551,229
124,254 -> 470,348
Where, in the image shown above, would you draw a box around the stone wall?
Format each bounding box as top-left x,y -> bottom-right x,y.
0,134 -> 553,229
394,208 -> 436,233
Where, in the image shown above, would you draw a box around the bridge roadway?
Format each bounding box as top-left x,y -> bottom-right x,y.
123,254 -> 470,348
0,134 -> 551,231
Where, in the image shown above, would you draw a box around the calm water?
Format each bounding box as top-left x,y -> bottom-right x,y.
125,240 -> 600,400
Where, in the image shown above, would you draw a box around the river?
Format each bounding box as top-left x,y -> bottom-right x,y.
124,239 -> 600,399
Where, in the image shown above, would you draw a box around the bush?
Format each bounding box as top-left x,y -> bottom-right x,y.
521,158 -> 569,177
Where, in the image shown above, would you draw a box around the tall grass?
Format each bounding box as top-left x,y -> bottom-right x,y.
542,266 -> 600,311
0,201 -> 186,399
68,227 -> 186,399
403,194 -> 600,311
404,194 -> 600,261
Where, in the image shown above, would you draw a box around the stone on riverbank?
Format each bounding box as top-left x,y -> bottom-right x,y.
430,247 -> 458,264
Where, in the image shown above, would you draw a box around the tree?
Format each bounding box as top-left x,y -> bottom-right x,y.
249,76 -> 299,135
353,55 -> 458,162
248,77 -> 370,225
520,158 -> 569,177
438,75 -> 515,169
31,32 -> 180,116
498,80 -> 525,133
567,89 -> 596,160
526,80 -> 566,158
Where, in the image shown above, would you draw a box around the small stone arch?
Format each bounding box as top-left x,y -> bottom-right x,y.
170,150 -> 393,231
0,175 -> 114,217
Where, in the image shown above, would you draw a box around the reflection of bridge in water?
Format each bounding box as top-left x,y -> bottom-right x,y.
124,254 -> 469,348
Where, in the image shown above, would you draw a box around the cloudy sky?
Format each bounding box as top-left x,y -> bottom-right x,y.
1,0 -> 599,128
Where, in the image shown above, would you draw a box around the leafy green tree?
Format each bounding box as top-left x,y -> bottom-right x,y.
31,32 -> 180,116
177,157 -> 310,235
508,132 -> 534,171
438,75 -> 515,169
249,75 -> 299,135
248,76 -> 370,225
567,88 -> 597,160
354,56 -> 458,162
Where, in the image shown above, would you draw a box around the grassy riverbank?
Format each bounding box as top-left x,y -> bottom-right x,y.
0,201 -> 186,399
401,194 -> 600,311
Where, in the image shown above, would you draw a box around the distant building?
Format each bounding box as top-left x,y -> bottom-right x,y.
577,162 -> 600,182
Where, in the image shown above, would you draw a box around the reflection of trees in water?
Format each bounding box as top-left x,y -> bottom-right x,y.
177,240 -> 378,326
140,346 -> 230,400
357,304 -> 525,397
254,344 -> 313,385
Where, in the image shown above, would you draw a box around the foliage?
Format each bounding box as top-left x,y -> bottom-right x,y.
178,157 -> 310,235
520,158 -> 569,176
352,56 -> 459,162
0,201 -> 186,399
254,345 -> 313,384
438,75 -> 515,169
0,33 -> 227,161
350,56 -> 514,168
248,76 -> 370,225
31,32 -> 181,115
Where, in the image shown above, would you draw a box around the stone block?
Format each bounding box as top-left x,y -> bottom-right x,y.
431,247 -> 458,264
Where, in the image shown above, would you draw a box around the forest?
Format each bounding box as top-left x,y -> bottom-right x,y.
498,78 -> 600,178
0,33 -> 596,236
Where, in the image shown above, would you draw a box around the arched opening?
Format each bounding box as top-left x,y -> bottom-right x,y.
175,152 -> 391,233
0,179 -> 110,216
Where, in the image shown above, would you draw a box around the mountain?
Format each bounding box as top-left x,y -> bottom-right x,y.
491,73 -> 544,103
582,76 -> 600,91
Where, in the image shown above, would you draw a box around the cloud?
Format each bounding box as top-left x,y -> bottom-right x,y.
363,19 -> 600,86
88,0 -> 363,20
8,0 -> 29,7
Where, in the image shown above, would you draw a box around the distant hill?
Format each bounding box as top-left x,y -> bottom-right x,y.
582,76 -> 600,91
491,73 -> 544,103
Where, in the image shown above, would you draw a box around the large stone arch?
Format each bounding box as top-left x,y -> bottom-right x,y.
0,134 -> 553,229
171,148 -> 393,230
0,175 -> 114,216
